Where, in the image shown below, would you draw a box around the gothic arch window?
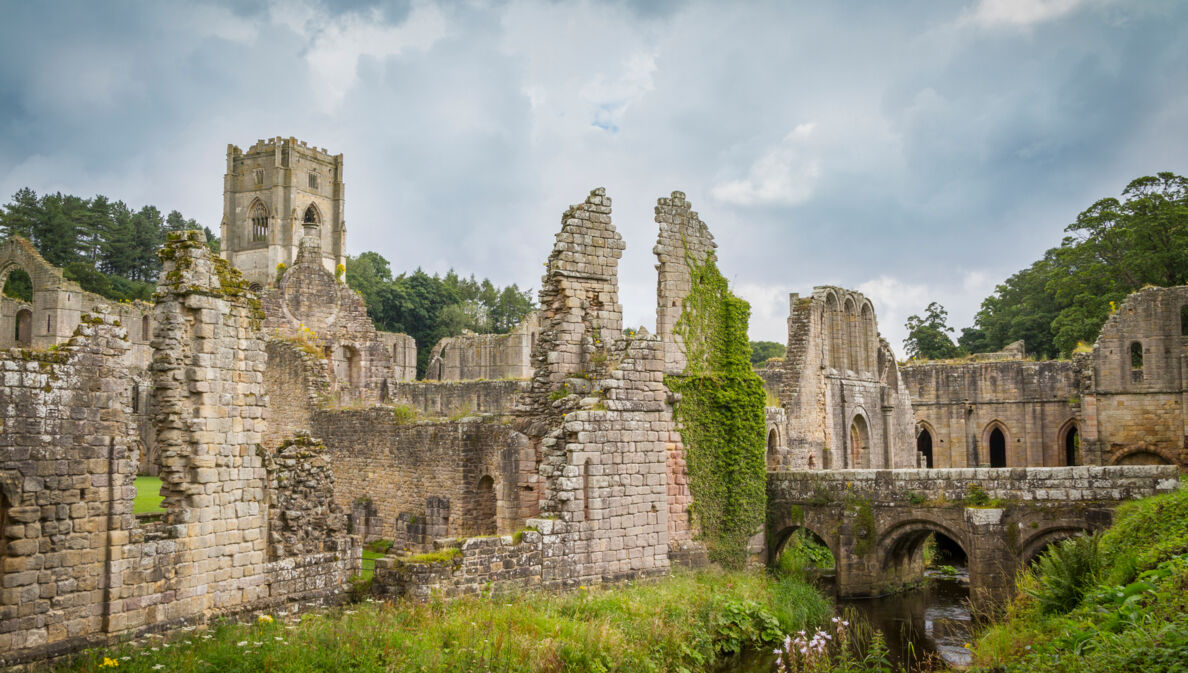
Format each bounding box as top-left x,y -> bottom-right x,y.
985,423 -> 1009,468
141,315 -> 150,342
476,475 -> 497,534
917,424 -> 934,468
849,414 -> 870,469
1061,421 -> 1079,467
303,204 -> 320,226
250,201 -> 269,242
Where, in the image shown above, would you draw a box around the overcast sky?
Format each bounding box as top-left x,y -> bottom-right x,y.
2,0 -> 1186,353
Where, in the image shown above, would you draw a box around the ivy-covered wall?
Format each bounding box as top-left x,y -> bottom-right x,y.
666,254 -> 767,567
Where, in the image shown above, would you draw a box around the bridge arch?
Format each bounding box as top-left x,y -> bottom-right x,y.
769,522 -> 838,567
1020,526 -> 1093,566
878,518 -> 970,583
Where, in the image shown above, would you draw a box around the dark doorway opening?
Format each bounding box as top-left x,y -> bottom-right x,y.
989,427 -> 1006,467
917,427 -> 934,468
1064,426 -> 1078,467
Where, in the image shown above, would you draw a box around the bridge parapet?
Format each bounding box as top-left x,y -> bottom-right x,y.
769,465 -> 1179,506
766,466 -> 1180,608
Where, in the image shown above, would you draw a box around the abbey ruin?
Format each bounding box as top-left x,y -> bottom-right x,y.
1,137 -> 1183,664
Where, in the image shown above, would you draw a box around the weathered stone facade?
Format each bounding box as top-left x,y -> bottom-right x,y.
0,233 -> 358,667
262,233 -> 415,407
766,287 -> 916,471
653,191 -> 716,376
425,312 -> 539,381
221,137 -> 346,289
902,285 -> 1188,469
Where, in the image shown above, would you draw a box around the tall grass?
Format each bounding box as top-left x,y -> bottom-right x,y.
60,569 -> 831,673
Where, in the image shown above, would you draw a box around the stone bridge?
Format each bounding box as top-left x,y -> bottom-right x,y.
766,465 -> 1180,606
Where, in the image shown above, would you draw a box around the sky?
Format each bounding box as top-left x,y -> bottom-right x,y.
1,0 -> 1186,354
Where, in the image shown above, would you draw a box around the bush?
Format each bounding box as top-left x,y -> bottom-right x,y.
1023,534 -> 1101,614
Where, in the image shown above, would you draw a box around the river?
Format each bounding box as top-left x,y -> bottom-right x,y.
719,572 -> 973,672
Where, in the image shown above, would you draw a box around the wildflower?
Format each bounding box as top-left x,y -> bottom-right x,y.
99,658 -> 119,669
153,665 -> 165,671
257,614 -> 274,625
237,641 -> 248,647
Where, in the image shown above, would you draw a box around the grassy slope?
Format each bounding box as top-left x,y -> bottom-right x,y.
973,486 -> 1188,673
133,476 -> 164,515
61,570 -> 830,673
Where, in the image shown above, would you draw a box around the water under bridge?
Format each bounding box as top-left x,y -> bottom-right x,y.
765,465 -> 1180,606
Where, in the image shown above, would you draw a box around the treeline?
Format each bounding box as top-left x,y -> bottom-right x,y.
905,172 -> 1188,360
345,252 -> 535,376
0,187 -> 218,302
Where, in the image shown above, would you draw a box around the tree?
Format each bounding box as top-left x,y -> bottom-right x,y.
748,340 -> 784,367
963,172 -> 1188,357
0,188 -> 41,240
904,302 -> 963,360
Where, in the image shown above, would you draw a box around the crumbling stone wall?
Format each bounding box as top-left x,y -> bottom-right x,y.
425,312 -> 539,381
263,339 -> 331,450
770,287 -> 915,470
1084,286 -> 1188,466
374,532 -> 544,600
653,191 -> 716,376
0,233 -> 359,667
264,432 -> 349,558
262,234 -> 414,407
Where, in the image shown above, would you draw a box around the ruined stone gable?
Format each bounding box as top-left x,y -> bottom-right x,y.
653,191 -> 716,376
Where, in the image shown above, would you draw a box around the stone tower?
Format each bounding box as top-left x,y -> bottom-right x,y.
221,137 -> 346,289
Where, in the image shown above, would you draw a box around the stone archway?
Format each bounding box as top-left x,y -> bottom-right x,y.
1021,527 -> 1092,567
1059,420 -> 1079,467
878,519 -> 970,588
983,421 -> 1010,468
14,308 -> 32,345
767,427 -> 780,471
475,475 -> 497,535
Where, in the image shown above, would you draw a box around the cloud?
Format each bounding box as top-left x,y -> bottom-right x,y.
580,51 -> 658,132
711,124 -> 821,206
287,1 -> 449,114
964,0 -> 1087,28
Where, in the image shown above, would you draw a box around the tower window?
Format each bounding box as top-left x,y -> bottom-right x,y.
250,202 -> 269,242
1130,341 -> 1144,370
253,168 -> 264,186
308,172 -> 319,190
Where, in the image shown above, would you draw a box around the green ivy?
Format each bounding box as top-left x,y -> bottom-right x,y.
666,252 -> 767,569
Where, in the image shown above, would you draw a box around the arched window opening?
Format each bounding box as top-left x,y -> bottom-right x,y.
989,427 -> 1007,468
767,429 -> 780,471
141,315 -> 150,342
14,308 -> 32,345
917,426 -> 934,468
250,202 -> 269,242
2,268 -> 32,302
849,415 -> 870,469
1130,342 -> 1143,370
342,345 -> 362,388
1064,425 -> 1079,467
475,475 -> 497,535
303,204 -> 320,234
131,383 -> 140,413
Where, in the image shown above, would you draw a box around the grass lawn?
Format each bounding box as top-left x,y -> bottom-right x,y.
133,476 -> 164,515
360,549 -> 383,580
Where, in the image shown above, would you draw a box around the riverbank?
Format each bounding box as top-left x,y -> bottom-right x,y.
58,569 -> 831,673
971,486 -> 1188,672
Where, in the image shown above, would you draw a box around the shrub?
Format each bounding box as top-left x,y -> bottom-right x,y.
1023,533 -> 1101,614
392,404 -> 417,425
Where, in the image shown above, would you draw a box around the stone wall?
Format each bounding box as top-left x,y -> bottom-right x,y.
387,379 -> 528,418
313,410 -> 533,542
0,232 -> 359,667
769,287 -> 916,470
425,312 -> 539,381
902,359 -> 1081,468
768,465 -> 1180,505
900,285 -> 1188,469
374,532 -> 544,600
